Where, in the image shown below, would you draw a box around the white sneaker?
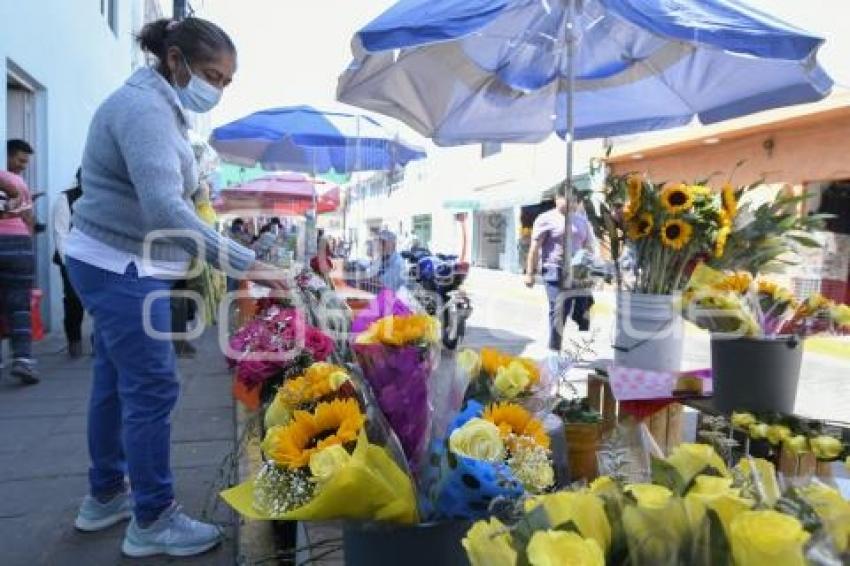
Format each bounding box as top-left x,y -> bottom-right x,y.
75,492 -> 132,531
121,503 -> 222,558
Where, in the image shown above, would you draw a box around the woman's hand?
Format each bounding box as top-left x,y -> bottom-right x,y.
244,260 -> 290,291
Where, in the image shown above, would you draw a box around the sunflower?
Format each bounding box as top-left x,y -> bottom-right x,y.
714,225 -> 731,258
714,272 -> 753,294
480,347 -> 512,376
626,175 -> 643,206
483,402 -> 550,449
758,280 -> 797,307
357,314 -> 439,346
660,219 -> 694,250
660,183 -> 694,214
721,183 -> 738,218
626,213 -> 654,240
262,398 -> 365,469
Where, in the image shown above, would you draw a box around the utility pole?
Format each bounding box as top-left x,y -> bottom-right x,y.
173,0 -> 187,20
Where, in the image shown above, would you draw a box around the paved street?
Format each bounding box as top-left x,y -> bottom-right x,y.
0,329 -> 238,566
462,267 -> 850,424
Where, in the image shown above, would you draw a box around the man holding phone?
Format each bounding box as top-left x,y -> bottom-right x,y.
0,139 -> 39,384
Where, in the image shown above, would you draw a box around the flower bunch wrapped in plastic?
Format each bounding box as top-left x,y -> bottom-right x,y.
462,441 -> 849,565
353,312 -> 440,468
682,264 -> 850,337
460,347 -> 555,410
263,362 -> 357,430
227,302 -> 336,392
424,400 -> 555,520
220,396 -> 418,523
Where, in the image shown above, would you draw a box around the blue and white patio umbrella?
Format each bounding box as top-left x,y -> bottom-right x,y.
210,105 -> 426,174
337,0 -> 833,280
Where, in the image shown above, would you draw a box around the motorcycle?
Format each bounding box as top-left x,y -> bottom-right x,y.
401,248 -> 473,350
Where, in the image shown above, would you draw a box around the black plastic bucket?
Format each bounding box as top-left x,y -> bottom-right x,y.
343,521 -> 472,566
711,336 -> 803,414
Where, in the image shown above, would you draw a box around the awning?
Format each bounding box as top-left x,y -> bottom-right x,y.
444,174 -> 591,211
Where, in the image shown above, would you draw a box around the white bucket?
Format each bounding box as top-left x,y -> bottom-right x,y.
614,292 -> 684,372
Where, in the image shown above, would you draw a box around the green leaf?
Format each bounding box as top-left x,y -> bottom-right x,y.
786,234 -> 822,248
553,519 -> 582,536
512,504 -> 555,560
651,456 -> 688,495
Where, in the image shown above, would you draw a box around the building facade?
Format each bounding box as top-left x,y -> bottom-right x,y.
1,0 -> 168,330
344,136 -> 602,272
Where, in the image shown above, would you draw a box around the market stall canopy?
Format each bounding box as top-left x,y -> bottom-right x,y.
214,172 -> 340,215
444,173 -> 590,211
337,0 -> 833,146
218,161 -> 350,187
210,105 -> 427,173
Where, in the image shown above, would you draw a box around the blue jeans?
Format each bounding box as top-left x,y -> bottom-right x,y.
0,236 -> 34,359
545,283 -> 593,351
67,258 -> 178,523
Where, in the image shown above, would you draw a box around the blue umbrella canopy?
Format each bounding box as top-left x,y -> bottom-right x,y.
337,0 -> 833,145
210,105 -> 426,173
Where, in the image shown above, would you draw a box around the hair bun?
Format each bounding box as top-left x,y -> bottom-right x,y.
136,18 -> 173,60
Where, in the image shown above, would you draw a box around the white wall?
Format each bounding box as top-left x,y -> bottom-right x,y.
0,0 -> 144,330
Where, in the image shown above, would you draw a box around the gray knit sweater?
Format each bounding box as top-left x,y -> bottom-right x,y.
73,67 -> 255,274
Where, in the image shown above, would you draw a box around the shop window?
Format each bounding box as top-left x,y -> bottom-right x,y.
412,214 -> 432,248
101,0 -> 118,35
481,142 -> 502,159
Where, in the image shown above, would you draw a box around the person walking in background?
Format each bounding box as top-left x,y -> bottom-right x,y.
65,17 -> 285,557
52,168 -> 86,358
0,139 -> 38,384
524,186 -> 598,353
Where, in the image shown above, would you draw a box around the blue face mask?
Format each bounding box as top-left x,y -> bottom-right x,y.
174,54 -> 222,114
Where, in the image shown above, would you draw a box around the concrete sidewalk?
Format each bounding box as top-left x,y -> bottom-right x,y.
0,329 -> 238,565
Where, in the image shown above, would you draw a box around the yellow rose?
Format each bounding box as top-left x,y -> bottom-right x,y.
689,475 -> 738,496
729,510 -> 809,566
449,418 -> 505,462
735,458 -> 781,506
625,484 -> 673,509
527,531 -> 605,566
457,349 -> 482,376
845,456 -> 850,472
308,445 -> 351,485
527,491 -> 611,553
264,398 -> 294,430
589,476 -> 617,496
462,517 -> 517,566
493,361 -> 532,399
731,412 -> 757,429
766,425 -> 792,446
327,370 -> 350,390
830,303 -> 850,327
798,483 -> 850,553
665,443 -> 730,487
623,484 -> 689,564
749,423 -> 769,440
810,435 -> 844,461
685,477 -> 753,538
783,435 -> 809,456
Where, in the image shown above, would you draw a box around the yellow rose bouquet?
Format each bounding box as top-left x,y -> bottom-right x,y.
421,400 -> 555,520
220,396 -> 418,523
682,264 -> 850,338
460,347 -> 555,412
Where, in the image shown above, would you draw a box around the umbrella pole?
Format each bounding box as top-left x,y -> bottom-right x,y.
562,0 -> 577,290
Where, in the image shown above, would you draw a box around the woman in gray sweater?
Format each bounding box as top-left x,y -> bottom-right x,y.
65,17 -> 284,558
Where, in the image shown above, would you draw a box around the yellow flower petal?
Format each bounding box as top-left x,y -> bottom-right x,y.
527,491 -> 611,554
810,435 -> 844,461
462,518 -> 517,566
729,510 -> 809,566
527,530 -> 605,566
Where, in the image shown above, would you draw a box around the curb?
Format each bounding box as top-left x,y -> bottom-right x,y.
234,402 -> 278,565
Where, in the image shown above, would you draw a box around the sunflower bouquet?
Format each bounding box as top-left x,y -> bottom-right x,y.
353,313 -> 441,468
421,400 -> 556,521
459,347 -> 556,412
683,264 -> 850,337
220,396 -> 418,523
461,442 -> 850,565
263,362 -> 357,430
583,173 -> 824,295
